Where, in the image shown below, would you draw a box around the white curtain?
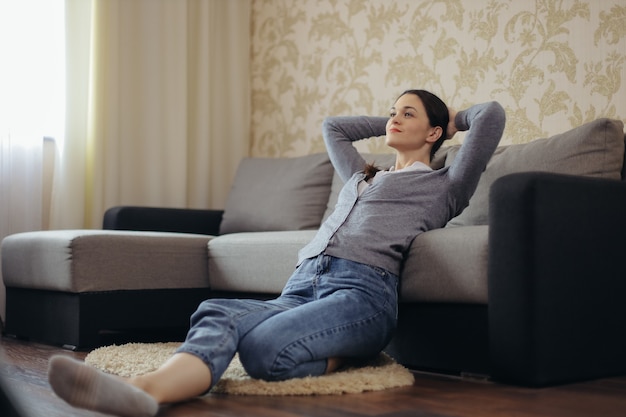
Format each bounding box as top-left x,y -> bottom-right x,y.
53,0 -> 251,230
0,0 -> 66,323
0,0 -> 66,239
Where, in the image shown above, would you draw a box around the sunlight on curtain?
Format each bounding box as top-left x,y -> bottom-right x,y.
0,0 -> 65,322
49,0 -> 93,230
0,0 -> 65,238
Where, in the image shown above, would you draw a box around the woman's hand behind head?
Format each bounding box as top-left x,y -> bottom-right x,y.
446,109 -> 458,140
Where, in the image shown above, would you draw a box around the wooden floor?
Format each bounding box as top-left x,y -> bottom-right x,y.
2,337 -> 626,417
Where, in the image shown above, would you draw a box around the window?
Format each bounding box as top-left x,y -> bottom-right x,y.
0,0 -> 65,146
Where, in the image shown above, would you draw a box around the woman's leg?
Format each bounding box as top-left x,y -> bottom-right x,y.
48,297 -> 303,416
175,297 -> 304,386
128,352 -> 212,403
238,255 -> 398,381
49,352 -> 213,416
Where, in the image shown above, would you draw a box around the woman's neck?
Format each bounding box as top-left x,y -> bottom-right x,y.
394,150 -> 431,171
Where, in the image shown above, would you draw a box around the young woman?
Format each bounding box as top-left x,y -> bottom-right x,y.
48,90 -> 505,417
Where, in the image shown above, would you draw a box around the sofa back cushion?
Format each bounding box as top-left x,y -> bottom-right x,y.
446,118 -> 625,227
219,153 -> 334,234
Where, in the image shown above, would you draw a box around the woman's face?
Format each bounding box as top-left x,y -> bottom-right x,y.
385,93 -> 440,152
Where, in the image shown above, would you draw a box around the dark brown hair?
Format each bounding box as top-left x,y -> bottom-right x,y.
363,89 -> 449,181
363,163 -> 381,182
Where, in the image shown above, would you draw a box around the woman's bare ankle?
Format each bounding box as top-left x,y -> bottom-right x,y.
126,353 -> 212,404
326,357 -> 344,374
124,375 -> 162,406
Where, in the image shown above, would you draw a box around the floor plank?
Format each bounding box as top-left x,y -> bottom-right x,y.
2,337 -> 626,417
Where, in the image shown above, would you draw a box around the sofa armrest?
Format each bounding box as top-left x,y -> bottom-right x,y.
103,206 -> 224,236
488,172 -> 626,386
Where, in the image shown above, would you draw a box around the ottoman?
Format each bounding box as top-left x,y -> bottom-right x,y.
1,230 -> 213,349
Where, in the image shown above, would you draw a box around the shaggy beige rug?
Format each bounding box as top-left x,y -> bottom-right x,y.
85,342 -> 415,396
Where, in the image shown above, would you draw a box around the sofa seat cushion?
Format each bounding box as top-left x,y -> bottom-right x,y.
400,226 -> 489,304
208,230 -> 317,293
1,230 -> 212,292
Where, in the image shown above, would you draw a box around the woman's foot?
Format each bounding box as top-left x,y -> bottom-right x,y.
48,355 -> 159,417
326,357 -> 345,374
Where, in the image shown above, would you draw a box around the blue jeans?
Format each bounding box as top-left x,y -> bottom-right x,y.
176,254 -> 399,388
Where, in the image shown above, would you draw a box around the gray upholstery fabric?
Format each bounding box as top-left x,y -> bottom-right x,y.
1,230 -> 212,292
322,150 -> 449,222
447,118 -> 625,227
322,153 -> 396,222
400,226 -> 489,304
207,227 -> 488,304
220,153 -> 334,234
208,230 -> 317,293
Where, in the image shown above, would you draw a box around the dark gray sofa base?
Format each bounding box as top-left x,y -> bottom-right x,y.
384,303 -> 489,377
4,285 -> 490,378
4,287 -> 211,349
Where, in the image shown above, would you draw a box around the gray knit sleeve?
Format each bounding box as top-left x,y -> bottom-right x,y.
448,102 -> 506,203
322,116 -> 388,182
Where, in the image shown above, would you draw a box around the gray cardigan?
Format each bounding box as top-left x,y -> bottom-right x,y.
298,101 -> 506,276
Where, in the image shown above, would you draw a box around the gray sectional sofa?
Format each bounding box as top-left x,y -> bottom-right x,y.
2,118 -> 626,387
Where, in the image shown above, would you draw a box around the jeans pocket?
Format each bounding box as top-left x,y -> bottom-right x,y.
359,264 -> 399,316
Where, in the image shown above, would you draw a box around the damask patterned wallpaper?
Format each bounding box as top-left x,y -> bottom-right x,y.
250,0 -> 626,157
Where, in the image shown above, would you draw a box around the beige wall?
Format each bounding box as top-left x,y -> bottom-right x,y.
250,0 -> 626,157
